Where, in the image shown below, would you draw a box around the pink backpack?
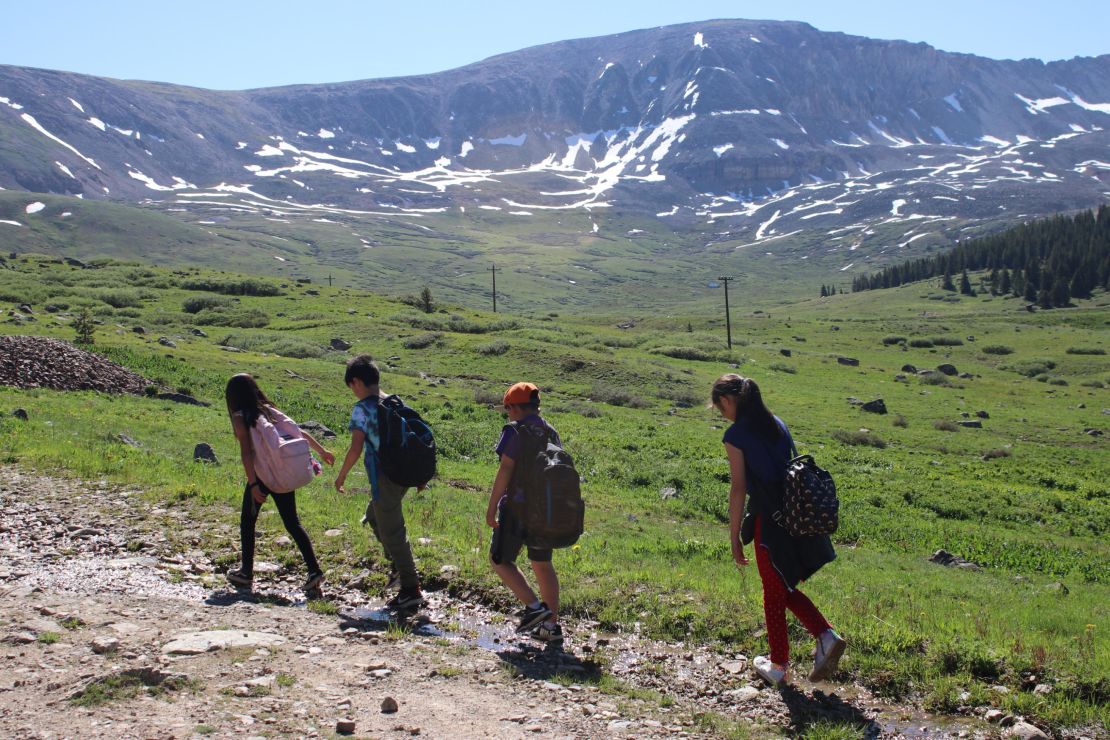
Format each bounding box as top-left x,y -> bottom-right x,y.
249,406 -> 318,493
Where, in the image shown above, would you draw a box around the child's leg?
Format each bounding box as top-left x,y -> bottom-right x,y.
371,477 -> 419,589
239,484 -> 261,575
754,517 -> 790,667
489,502 -> 539,605
529,556 -> 559,620
784,588 -> 832,639
492,560 -> 539,605
271,491 -> 321,575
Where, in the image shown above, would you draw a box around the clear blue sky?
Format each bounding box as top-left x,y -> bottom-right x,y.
2,1 -> 1106,90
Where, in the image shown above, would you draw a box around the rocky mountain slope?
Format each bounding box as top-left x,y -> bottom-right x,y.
1,19 -> 1108,265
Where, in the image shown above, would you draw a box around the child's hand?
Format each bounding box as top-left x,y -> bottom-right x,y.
250,483 -> 267,505
321,450 -> 336,466
334,476 -> 346,494
485,508 -> 498,529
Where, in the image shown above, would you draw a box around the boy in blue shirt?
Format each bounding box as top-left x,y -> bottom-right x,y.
335,354 -> 424,610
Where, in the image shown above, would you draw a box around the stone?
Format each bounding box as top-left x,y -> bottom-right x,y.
1032,683 -> 1052,695
1006,721 -> 1049,740
3,631 -> 37,644
274,535 -> 292,547
381,696 -> 399,713
928,549 -> 980,570
957,420 -> 982,428
298,421 -> 337,439
985,709 -> 1005,723
330,338 -> 352,351
324,529 -> 343,537
157,337 -> 177,348
936,363 -> 958,376
779,348 -> 791,357
157,392 -> 209,407
91,636 -> 121,654
336,719 -> 356,734
161,630 -> 286,655
660,487 -> 679,500
13,408 -> 28,421
193,443 -> 219,464
116,434 -> 142,448
189,328 -> 208,337
719,660 -> 746,674
861,399 -> 888,414
131,326 -> 146,335
726,686 -> 761,702
836,356 -> 859,366
976,410 -> 990,419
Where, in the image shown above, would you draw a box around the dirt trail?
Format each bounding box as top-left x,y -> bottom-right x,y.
0,467 -> 994,739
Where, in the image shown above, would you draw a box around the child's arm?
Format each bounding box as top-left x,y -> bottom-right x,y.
232,415 -> 265,504
301,430 -> 335,466
334,429 -> 366,493
725,442 -> 750,567
486,454 -> 515,528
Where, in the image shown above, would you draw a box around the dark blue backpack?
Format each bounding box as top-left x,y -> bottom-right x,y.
376,395 -> 436,488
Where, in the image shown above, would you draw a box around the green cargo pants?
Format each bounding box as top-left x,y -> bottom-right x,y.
362,476 -> 420,590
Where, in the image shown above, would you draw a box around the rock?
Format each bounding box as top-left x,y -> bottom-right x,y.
1085,428 -> 1104,437
861,399 -> 888,414
298,421 -> 336,439
64,257 -> 87,268
157,337 -> 177,348
936,363 -> 958,376
3,631 -> 37,644
1032,683 -> 1052,695
193,443 -> 219,464
837,357 -> 859,366
116,434 -> 142,448
901,364 -> 918,373
324,529 -> 343,537
161,630 -> 286,655
336,719 -> 357,735
894,374 -> 907,381
189,328 -> 208,337
985,709 -> 1005,723
13,408 -> 28,421
18,304 -> 33,313
330,338 -> 352,351
957,420 -> 982,428
156,392 -> 209,407
928,549 -> 980,570
439,564 -> 459,576
779,348 -> 792,357
1006,721 -> 1049,740
220,345 -> 242,352
976,411 -> 990,419
346,569 -> 371,590
726,686 -> 761,702
719,659 -> 746,674
274,535 -> 292,547
381,696 -> 399,713
91,636 -> 121,654
1046,582 -> 1069,596
959,372 -> 974,379
660,487 -> 679,500
131,326 -> 146,335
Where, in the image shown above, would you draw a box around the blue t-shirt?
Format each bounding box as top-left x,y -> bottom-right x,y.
495,414 -> 561,502
722,415 -> 795,494
349,397 -> 382,499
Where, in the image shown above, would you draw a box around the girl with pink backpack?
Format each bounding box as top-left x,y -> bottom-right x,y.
225,373 -> 335,595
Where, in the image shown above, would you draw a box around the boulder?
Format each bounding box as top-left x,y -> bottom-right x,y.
381,696 -> 399,713
193,443 -> 219,464
660,487 -> 679,500
1006,721 -> 1049,740
131,326 -> 146,335
976,410 -> 990,419
861,399 -> 888,414
299,420 -> 337,439
928,549 -> 980,570
957,420 -> 982,428
157,337 -> 177,348
936,363 -> 958,376
12,408 -> 28,421
91,636 -> 121,654
157,392 -> 209,407
330,338 -> 352,351
837,356 -> 859,366
116,434 -> 142,448
189,328 -> 208,337
336,719 -> 357,735
901,364 -> 917,373
779,348 -> 792,357
161,630 -> 286,655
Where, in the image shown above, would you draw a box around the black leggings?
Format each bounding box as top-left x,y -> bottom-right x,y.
240,483 -> 320,576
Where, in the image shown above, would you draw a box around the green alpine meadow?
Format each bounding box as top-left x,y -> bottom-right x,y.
1,245 -> 1106,732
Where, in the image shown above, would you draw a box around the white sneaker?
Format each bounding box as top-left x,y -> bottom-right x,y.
753,655 -> 787,687
809,629 -> 846,682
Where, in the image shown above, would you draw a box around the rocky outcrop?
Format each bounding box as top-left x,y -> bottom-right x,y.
0,335 -> 149,394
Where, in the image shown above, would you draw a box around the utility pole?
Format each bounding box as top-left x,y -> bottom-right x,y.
718,276 -> 735,349
489,264 -> 500,313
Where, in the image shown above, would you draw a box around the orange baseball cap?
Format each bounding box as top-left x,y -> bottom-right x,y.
503,382 -> 540,406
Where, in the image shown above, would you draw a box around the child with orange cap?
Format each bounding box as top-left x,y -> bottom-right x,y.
486,382 -> 564,642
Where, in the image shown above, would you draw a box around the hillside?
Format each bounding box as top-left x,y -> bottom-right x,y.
1,256 -> 1107,736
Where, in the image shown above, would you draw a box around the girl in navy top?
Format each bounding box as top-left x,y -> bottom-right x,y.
711,373 -> 844,686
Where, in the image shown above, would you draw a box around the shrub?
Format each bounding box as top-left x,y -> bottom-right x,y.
919,372 -> 951,386
472,388 -> 503,406
1067,347 -> 1106,355
1080,380 -> 1105,389
180,278 -> 282,296
1007,359 -> 1057,377
96,290 -> 143,308
1046,376 -> 1068,386
934,420 -> 960,432
892,414 -> 908,428
652,346 -> 713,361
908,338 -> 934,348
551,401 -> 604,418
982,449 -> 1012,460
882,335 -> 907,345
591,383 -> 650,408
475,339 -> 509,356
72,308 -> 96,345
218,333 -> 324,358
658,387 -> 701,407
831,429 -> 887,448
931,336 -> 964,346
601,336 -> 642,348
194,307 -> 270,328
981,345 -> 1013,355
769,362 -> 797,374
403,332 -> 442,350
183,295 -> 233,314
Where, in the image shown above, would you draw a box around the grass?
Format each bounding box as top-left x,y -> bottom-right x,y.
307,599 -> 338,616
275,673 -> 296,688
37,632 -> 61,644
1,257 -> 1107,733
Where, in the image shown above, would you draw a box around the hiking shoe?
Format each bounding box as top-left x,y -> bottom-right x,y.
532,621 -> 564,644
386,587 -> 425,611
809,629 -> 846,682
302,571 -> 325,595
754,655 -> 788,687
226,568 -> 253,590
515,602 -> 553,633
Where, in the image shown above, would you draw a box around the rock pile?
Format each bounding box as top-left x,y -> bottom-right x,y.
0,335 -> 150,394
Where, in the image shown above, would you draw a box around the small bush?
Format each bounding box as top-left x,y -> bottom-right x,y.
1080,379 -> 1105,389
1067,347 -> 1106,355
551,401 -> 604,418
769,362 -> 797,374
180,278 -> 282,296
1007,359 -> 1057,377
1046,376 -> 1069,386
931,336 -> 964,346
592,383 -> 650,409
981,345 -> 1013,355
96,290 -> 143,308
909,338 -> 934,348
193,307 -> 270,328
403,332 -> 442,350
652,346 -> 712,361
473,388 -> 503,406
882,335 -> 907,345
892,414 -> 908,428
601,336 -> 642,348
475,339 -> 510,356
831,429 -> 887,448
658,387 -> 701,407
183,294 -> 233,314
982,449 -> 1011,460
919,372 -> 951,386
934,420 -> 960,432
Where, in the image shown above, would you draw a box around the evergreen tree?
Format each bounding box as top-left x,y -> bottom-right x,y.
941,271 -> 956,291
999,268 -> 1011,295
820,285 -> 828,298
1051,277 -> 1071,307
959,270 -> 974,295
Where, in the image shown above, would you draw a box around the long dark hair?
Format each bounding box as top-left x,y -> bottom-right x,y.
710,374 -> 782,440
225,373 -> 275,428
